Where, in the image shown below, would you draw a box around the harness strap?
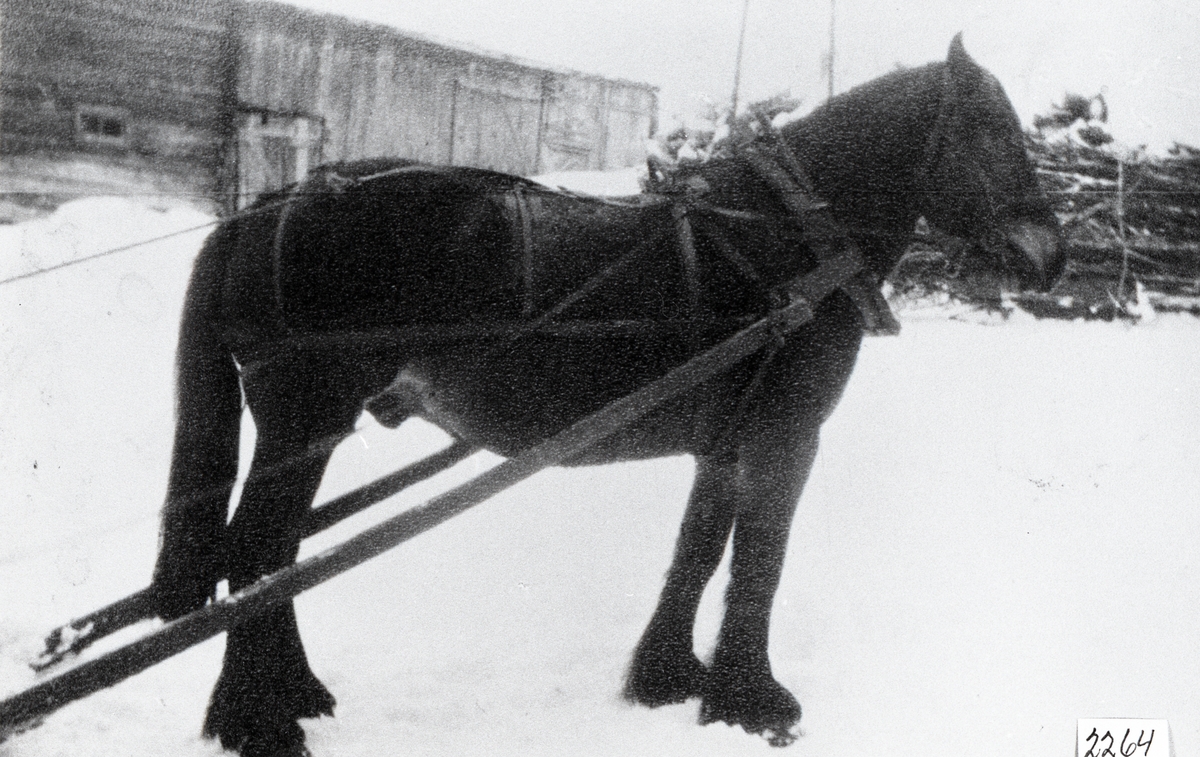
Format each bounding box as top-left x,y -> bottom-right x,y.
840,275 -> 901,335
689,216 -> 762,284
702,240 -> 866,456
671,203 -> 704,320
740,121 -> 900,336
505,186 -> 536,316
270,185 -> 304,334
502,184 -> 712,327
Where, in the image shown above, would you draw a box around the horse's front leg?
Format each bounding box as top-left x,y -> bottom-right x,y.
203,390 -> 357,757
699,428 -> 817,742
625,453 -> 739,706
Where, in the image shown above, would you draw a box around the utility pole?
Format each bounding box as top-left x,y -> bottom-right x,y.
827,0 -> 836,100
730,0 -> 751,122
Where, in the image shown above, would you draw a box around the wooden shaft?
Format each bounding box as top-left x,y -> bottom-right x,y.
30,441 -> 477,673
240,316 -> 757,371
671,204 -> 703,318
297,440 -> 476,539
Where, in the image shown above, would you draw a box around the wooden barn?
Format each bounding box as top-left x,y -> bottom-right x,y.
0,0 -> 658,220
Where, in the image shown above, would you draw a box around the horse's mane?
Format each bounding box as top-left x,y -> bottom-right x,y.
650,62 -> 948,202
788,61 -> 945,135
783,62 -> 945,167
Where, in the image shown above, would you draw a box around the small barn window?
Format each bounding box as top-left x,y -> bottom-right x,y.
76,106 -> 128,145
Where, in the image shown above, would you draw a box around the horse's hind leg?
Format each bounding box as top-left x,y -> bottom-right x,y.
202,362 -> 364,757
625,453 -> 738,706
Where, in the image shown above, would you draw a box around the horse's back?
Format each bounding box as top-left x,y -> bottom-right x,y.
222,161 -> 715,340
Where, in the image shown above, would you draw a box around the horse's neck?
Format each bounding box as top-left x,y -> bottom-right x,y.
782,64 -> 945,273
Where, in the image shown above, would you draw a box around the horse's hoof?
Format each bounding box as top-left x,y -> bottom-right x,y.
239,724 -> 312,757
204,710 -> 310,757
204,671 -> 332,756
624,642 -> 707,707
699,672 -> 801,740
283,672 -> 337,719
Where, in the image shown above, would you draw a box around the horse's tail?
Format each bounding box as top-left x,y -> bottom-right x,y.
150,227 -> 242,621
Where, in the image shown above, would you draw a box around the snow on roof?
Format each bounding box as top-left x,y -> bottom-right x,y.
257,0 -> 659,93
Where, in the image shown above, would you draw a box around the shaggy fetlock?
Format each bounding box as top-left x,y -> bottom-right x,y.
280,668 -> 337,721
624,635 -> 707,707
699,654 -> 801,742
205,710 -> 309,757
203,665 -> 334,757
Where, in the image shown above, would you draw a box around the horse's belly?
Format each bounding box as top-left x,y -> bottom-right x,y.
364,342 -> 725,461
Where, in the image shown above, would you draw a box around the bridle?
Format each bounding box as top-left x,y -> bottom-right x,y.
907,66 -> 1014,279
913,68 -> 956,194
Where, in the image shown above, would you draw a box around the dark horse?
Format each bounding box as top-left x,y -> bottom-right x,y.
150,37 -> 1063,755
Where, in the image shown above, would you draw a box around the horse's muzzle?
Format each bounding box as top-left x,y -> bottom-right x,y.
1002,220 -> 1065,292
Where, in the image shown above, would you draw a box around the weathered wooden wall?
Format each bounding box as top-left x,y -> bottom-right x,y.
235,1 -> 657,187
0,0 -> 235,216
0,0 -> 657,217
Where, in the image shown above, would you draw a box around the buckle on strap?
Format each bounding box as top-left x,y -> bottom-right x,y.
769,243 -> 865,331
840,273 -> 902,336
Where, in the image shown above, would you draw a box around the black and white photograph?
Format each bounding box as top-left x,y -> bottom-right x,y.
1,1 -> 1196,755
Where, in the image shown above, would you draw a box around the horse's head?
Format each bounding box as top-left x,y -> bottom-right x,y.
918,35 -> 1065,292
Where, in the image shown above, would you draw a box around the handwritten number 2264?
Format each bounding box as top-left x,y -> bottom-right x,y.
1084,728 -> 1155,757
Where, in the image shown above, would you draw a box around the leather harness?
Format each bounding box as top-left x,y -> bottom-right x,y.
269,121 -> 900,340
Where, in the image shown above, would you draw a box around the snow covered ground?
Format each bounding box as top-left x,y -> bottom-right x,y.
1,189 -> 1198,757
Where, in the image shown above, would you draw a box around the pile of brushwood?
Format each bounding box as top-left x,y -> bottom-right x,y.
1018,95 -> 1200,319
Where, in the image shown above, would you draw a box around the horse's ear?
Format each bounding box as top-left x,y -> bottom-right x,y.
948,33 -> 968,63
946,32 -> 986,94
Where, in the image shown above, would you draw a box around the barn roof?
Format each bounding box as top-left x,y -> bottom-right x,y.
253,0 -> 659,94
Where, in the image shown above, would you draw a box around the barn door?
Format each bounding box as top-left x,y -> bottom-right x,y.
237,111 -> 323,208
450,82 -> 542,175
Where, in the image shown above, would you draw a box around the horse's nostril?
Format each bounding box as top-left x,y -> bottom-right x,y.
1004,222 -> 1064,292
